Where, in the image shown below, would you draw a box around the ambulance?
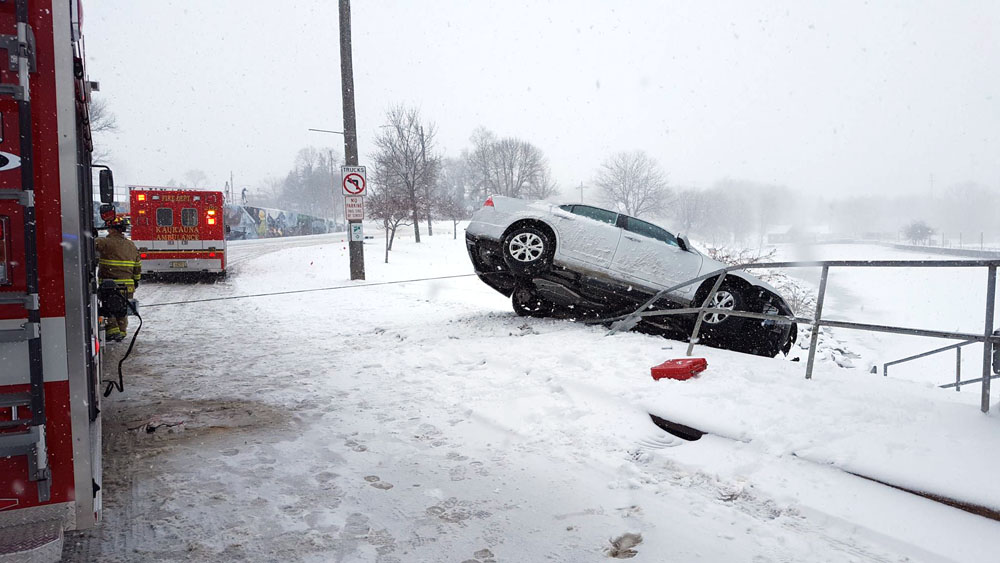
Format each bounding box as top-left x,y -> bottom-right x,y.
129,187 -> 227,277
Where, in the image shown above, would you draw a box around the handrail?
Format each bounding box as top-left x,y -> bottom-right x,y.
884,331 -> 1000,391
604,258 -> 1000,413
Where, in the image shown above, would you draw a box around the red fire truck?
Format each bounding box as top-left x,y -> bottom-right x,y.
1,0 -> 107,558
129,187 -> 227,276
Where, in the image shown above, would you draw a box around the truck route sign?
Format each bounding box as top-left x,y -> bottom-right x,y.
341,165 -> 367,196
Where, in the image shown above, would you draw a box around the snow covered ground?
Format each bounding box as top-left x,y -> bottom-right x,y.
65,230 -> 1000,562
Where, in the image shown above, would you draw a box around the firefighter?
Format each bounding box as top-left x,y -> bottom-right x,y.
95,216 -> 141,341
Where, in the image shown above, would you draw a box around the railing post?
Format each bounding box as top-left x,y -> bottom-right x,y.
805,265 -> 830,380
686,273 -> 727,356
955,347 -> 961,392
981,265 -> 997,413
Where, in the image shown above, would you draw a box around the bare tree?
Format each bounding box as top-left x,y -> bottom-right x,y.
903,220 -> 934,245
672,188 -> 710,235
436,157 -> 473,239
466,128 -> 558,200
275,147 -> 341,218
90,97 -> 118,134
372,105 -> 439,243
90,97 -> 117,165
183,169 -> 209,189
595,151 -> 670,217
368,183 -> 411,263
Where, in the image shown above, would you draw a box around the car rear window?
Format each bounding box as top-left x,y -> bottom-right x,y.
625,217 -> 678,246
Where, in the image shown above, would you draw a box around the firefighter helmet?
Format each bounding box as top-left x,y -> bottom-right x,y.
105,216 -> 129,231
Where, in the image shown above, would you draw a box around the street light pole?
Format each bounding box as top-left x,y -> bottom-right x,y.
339,0 -> 364,280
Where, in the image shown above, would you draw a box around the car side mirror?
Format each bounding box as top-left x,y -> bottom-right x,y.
99,169 -> 114,204
676,235 -> 690,252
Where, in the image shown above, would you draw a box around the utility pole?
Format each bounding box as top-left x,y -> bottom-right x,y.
339,0 -> 364,280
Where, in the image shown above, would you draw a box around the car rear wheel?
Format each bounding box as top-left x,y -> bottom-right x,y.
502,225 -> 552,276
512,286 -> 554,317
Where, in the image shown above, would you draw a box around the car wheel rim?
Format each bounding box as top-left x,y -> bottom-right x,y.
514,288 -> 542,311
508,232 -> 545,263
703,290 -> 736,324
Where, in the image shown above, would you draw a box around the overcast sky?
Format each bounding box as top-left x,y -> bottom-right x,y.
86,1 -> 999,200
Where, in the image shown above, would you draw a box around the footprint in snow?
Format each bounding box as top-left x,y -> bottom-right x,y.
365,475 -> 394,490
345,439 -> 368,452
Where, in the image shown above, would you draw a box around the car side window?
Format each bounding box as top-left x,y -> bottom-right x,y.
625,217 -> 678,247
568,205 -> 618,225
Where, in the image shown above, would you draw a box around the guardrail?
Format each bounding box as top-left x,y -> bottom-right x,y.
605,259 -> 1000,413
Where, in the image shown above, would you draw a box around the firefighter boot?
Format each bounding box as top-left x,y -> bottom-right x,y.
106,323 -> 125,342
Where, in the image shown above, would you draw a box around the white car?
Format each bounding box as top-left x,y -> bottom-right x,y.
465,195 -> 796,357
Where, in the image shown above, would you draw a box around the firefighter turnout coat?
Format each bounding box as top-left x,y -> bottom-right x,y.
95,230 -> 142,291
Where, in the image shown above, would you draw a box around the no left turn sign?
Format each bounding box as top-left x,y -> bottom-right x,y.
341,165 -> 367,196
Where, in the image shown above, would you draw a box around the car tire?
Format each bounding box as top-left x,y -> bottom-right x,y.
502,225 -> 552,276
697,282 -> 747,341
512,286 -> 554,317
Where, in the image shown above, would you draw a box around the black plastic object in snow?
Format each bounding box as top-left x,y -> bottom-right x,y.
649,414 -> 705,441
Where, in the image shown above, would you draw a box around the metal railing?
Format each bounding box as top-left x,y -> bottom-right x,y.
883,332 -> 1000,392
605,259 -> 1000,413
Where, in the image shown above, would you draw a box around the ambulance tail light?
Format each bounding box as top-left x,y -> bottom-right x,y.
209,252 -> 216,258
207,209 -> 217,225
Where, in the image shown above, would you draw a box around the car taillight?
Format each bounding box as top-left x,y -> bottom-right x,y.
484,196 -> 494,207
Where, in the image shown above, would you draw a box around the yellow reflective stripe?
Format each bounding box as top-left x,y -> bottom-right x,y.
112,278 -> 135,286
100,259 -> 140,267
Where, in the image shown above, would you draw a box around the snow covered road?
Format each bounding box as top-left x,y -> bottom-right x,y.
65,234 -> 1000,562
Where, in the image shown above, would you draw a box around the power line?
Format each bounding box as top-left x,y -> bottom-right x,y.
141,273 -> 478,308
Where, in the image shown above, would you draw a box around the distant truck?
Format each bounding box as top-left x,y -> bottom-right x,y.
129,187 -> 227,276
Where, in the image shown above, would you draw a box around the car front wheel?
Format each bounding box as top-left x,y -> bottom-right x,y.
701,285 -> 743,326
512,286 -> 554,317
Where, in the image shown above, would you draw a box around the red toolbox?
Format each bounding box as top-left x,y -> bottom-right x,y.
651,358 -> 708,381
